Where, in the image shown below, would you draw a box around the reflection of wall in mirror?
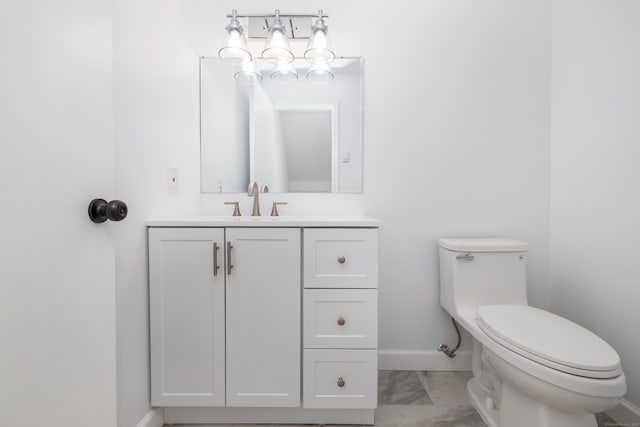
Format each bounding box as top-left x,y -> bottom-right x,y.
249,84 -> 289,192
261,61 -> 362,193
200,59 -> 249,193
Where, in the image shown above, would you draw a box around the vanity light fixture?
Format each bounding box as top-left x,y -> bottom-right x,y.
219,10 -> 252,63
262,10 -> 294,64
219,9 -> 335,84
304,10 -> 335,63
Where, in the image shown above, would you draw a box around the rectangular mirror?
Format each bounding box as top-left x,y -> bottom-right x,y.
200,57 -> 363,193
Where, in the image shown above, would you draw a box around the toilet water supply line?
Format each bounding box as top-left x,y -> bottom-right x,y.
438,317 -> 462,358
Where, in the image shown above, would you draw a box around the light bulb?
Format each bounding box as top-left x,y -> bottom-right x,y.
219,10 -> 252,63
304,10 -> 335,63
262,10 -> 294,64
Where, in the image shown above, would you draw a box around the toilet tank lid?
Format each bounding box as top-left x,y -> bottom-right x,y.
438,238 -> 528,252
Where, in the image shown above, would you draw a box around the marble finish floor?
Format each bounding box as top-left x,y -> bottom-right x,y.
165,370 -> 620,427
375,370 -> 618,427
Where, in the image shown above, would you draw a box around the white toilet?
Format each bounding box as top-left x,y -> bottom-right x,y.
438,238 -> 626,427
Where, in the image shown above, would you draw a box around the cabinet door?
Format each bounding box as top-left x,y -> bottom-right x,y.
149,228 -> 226,407
225,228 -> 301,407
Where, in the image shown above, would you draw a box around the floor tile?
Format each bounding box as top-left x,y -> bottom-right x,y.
374,404 -> 486,427
378,370 -> 433,405
418,371 -> 473,407
596,411 -> 625,427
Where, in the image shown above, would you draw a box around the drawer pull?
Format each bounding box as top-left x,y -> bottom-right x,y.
337,317 -> 346,326
337,377 -> 345,387
337,256 -> 346,264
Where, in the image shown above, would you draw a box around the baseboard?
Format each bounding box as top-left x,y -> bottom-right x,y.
607,398 -> 640,424
163,407 -> 374,425
378,349 -> 472,371
135,408 -> 164,427
622,398 -> 640,416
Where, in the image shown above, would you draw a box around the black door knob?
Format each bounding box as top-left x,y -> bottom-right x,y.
88,199 -> 128,223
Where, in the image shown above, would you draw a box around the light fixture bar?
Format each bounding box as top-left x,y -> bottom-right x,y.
249,16 -> 311,40
226,13 -> 328,19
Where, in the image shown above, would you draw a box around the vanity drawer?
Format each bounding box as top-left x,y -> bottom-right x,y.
304,289 -> 377,349
303,228 -> 378,289
303,349 -> 377,409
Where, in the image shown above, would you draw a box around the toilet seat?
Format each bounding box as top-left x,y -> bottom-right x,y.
477,305 -> 621,379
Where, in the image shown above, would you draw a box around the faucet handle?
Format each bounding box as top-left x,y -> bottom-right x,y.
224,201 -> 241,216
261,184 -> 269,193
270,202 -> 288,217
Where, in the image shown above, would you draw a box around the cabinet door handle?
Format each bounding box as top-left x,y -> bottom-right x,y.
337,256 -> 346,264
227,241 -> 234,275
337,317 -> 346,326
337,377 -> 345,387
213,242 -> 220,276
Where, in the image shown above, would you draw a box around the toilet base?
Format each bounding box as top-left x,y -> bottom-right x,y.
467,376 -> 597,427
499,381 -> 597,427
467,377 -> 498,427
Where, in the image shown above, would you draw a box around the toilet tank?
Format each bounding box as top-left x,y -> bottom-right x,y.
438,238 -> 528,319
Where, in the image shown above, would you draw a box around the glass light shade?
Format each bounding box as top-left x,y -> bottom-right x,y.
304,28 -> 335,63
262,22 -> 294,64
234,59 -> 262,83
219,24 -> 252,63
306,59 -> 334,84
271,60 -> 298,84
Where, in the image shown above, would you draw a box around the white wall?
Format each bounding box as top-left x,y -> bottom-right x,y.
550,0 -> 640,409
114,0 -> 551,425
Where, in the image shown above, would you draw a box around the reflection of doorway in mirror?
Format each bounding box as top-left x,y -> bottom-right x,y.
275,105 -> 338,192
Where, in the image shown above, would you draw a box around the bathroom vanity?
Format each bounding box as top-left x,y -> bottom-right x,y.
147,216 -> 380,424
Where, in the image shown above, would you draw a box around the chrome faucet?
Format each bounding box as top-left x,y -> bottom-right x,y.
248,181 -> 261,216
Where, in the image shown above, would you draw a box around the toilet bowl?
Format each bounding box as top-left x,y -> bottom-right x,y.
438,238 -> 626,427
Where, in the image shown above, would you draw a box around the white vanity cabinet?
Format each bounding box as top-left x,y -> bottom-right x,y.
147,216 -> 380,425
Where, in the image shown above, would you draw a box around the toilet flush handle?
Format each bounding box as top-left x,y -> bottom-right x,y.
456,253 -> 474,261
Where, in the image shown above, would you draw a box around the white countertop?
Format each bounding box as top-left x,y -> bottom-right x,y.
146,215 -> 382,228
